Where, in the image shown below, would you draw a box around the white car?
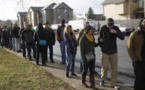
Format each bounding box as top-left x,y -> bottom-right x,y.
114,24 -> 135,35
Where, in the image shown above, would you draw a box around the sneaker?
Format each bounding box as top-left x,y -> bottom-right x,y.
100,81 -> 104,86
112,84 -> 120,89
71,73 -> 77,76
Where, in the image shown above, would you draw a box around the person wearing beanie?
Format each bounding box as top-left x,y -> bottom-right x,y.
98,18 -> 124,89
80,26 -> 99,89
57,20 -> 66,64
127,17 -> 145,90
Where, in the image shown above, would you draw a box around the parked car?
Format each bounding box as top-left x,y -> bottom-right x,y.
68,19 -> 96,32
114,24 -> 135,35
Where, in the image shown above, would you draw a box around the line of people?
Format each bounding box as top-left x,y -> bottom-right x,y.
1,17 -> 144,90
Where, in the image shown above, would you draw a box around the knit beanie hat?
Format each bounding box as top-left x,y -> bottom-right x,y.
108,18 -> 114,26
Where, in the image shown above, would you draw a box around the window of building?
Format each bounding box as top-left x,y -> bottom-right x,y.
58,16 -> 61,19
139,0 -> 144,7
65,9 -> 67,12
133,0 -> 137,3
58,9 -> 60,12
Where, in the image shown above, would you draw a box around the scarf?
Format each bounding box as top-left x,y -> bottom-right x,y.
85,34 -> 94,42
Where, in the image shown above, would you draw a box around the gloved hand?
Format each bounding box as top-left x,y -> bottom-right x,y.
133,61 -> 140,69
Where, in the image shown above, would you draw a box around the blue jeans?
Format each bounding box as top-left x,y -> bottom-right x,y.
26,42 -> 36,60
36,45 -> 47,65
9,38 -> 12,49
60,41 -> 66,63
66,51 -> 76,74
1,37 -> 4,47
12,38 -> 15,50
81,59 -> 95,76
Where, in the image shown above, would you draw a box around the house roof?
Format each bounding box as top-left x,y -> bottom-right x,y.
30,7 -> 43,11
41,2 -> 73,10
134,8 -> 144,14
53,2 -> 73,10
17,12 -> 27,16
41,3 -> 56,10
102,0 -> 126,5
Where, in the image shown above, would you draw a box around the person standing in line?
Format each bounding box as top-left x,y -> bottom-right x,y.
57,20 -> 66,64
20,26 -> 26,58
64,25 -> 77,77
8,26 -> 13,50
3,26 -> 9,48
0,26 -> 2,47
127,17 -> 145,90
1,25 -> 5,48
98,18 -> 124,89
80,26 -> 99,90
97,22 -> 101,32
22,24 -> 36,61
13,24 -> 21,52
11,25 -> 15,51
45,22 -> 55,63
34,24 -> 47,65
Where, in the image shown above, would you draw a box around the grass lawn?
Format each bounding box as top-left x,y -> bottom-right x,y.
0,48 -> 75,90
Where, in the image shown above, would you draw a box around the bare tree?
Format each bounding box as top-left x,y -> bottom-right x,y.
4,20 -> 13,26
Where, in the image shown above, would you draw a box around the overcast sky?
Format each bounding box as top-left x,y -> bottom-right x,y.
0,0 -> 104,20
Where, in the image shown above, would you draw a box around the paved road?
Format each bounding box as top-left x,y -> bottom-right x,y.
51,35 -> 134,77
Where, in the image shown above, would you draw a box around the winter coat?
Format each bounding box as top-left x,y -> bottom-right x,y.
45,27 -> 55,45
64,33 -> 77,53
98,25 -> 124,55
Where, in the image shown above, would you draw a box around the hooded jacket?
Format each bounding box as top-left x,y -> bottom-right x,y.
127,18 -> 145,62
98,25 -> 125,55
79,26 -> 99,65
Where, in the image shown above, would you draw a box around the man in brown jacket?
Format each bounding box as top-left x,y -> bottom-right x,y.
127,17 -> 145,90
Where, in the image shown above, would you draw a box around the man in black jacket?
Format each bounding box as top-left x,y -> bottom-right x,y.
13,24 -> 21,52
98,18 -> 125,89
22,24 -> 36,60
45,22 -> 55,63
3,26 -> 9,48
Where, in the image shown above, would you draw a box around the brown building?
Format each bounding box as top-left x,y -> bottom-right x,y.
17,2 -> 73,27
102,0 -> 144,20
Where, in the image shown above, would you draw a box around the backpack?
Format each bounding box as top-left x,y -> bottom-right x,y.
36,31 -> 47,46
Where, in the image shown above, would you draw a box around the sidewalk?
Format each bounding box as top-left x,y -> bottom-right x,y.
5,48 -> 133,90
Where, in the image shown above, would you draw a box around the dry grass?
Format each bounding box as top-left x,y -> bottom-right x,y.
0,48 -> 75,90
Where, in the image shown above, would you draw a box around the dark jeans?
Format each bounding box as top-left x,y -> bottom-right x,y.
22,41 -> 26,57
4,38 -> 9,48
0,37 -> 1,46
9,38 -> 12,49
133,61 -> 145,90
26,42 -> 36,60
36,45 -> 47,65
81,59 -> 95,76
46,45 -> 54,62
